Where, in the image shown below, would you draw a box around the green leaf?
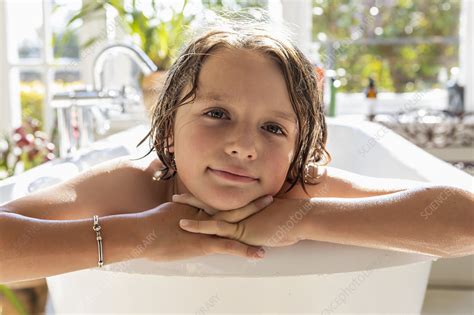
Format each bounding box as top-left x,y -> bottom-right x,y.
0,285 -> 28,315
66,2 -> 105,27
82,36 -> 102,49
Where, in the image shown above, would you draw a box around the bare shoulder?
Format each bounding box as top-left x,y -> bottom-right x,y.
124,154 -> 163,174
1,154 -> 169,219
65,154 -> 170,212
278,166 -> 432,199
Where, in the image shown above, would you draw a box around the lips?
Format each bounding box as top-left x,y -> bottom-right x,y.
211,167 -> 257,179
208,167 -> 258,183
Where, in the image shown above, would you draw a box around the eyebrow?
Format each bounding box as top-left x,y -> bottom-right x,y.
198,92 -> 297,124
198,92 -> 230,102
269,110 -> 297,125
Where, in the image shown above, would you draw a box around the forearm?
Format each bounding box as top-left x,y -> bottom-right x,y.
0,211 -> 143,284
302,185 -> 474,258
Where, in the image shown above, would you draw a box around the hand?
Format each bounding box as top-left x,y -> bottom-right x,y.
137,202 -> 266,262
178,197 -> 310,247
172,193 -> 274,222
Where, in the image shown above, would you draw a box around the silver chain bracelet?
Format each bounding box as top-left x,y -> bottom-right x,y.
92,215 -> 104,268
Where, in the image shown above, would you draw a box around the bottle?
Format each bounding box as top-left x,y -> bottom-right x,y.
365,77 -> 377,121
446,69 -> 464,116
446,81 -> 464,116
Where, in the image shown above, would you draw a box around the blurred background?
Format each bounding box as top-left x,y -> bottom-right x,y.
0,0 -> 472,314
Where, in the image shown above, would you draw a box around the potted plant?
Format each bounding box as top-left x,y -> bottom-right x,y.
65,0 -> 196,111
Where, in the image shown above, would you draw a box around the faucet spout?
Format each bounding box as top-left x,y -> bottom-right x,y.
93,43 -> 158,91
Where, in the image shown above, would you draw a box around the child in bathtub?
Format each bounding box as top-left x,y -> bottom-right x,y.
1,17 -> 473,283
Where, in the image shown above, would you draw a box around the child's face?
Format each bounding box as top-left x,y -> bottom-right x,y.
170,48 -> 298,210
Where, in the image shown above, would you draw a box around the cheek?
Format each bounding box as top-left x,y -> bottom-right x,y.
192,125 -> 221,147
178,124 -> 218,155
261,145 -> 294,193
174,123 -> 217,171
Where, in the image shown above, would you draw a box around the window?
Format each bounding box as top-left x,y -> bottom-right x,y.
2,0 -> 83,137
312,0 -> 461,93
202,0 -> 268,12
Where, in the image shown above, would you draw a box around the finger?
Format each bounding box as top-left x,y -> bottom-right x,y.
213,195 -> 273,223
172,194 -> 218,215
206,237 -> 265,259
179,219 -> 240,239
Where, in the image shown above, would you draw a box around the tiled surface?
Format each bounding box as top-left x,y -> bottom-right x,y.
422,289 -> 474,315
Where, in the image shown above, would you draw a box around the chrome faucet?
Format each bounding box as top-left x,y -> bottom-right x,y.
52,43 -> 158,158
93,43 -> 158,92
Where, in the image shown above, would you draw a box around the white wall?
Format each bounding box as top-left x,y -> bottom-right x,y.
460,0 -> 473,112
278,0 -> 313,57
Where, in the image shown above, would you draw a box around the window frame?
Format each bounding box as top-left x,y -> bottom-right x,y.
0,0 -> 83,137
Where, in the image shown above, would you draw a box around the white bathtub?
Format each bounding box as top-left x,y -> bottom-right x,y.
2,118 -> 472,313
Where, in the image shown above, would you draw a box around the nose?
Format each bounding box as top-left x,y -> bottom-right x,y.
224,125 -> 258,160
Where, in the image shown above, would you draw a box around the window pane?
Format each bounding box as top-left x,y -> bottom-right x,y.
52,0 -> 82,62
318,42 -> 459,92
20,71 -> 45,128
312,0 -> 460,40
7,1 -> 44,61
312,0 -> 461,93
202,0 -> 267,10
53,69 -> 83,93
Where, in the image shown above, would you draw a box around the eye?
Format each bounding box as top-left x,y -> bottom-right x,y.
204,109 -> 228,119
263,124 -> 286,136
204,108 -> 286,136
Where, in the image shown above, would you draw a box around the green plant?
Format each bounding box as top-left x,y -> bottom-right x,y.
0,285 -> 28,315
66,0 -> 195,70
20,82 -> 44,128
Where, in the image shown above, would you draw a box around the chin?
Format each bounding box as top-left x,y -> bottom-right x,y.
204,196 -> 251,211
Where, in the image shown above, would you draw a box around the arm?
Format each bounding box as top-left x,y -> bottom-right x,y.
0,202 -> 265,284
0,156 -> 167,220
280,166 -> 435,200
0,211 -> 142,284
178,185 -> 474,258
302,185 -> 474,258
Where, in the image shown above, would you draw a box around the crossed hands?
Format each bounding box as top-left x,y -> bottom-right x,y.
173,193 -> 308,252
139,193 -> 308,263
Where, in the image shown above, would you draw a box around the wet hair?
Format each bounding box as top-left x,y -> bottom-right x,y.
137,10 -> 331,196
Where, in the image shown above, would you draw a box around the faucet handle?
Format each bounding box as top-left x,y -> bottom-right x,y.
115,85 -> 143,113
90,107 -> 111,135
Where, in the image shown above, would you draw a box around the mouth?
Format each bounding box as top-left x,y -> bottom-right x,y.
208,167 -> 258,183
